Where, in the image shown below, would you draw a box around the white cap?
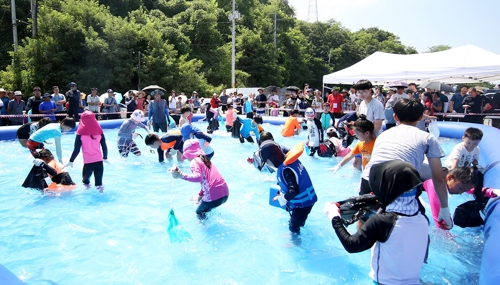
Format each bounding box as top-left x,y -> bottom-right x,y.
305,107 -> 315,118
131,110 -> 144,122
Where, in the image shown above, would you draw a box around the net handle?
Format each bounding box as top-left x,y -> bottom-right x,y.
170,173 -> 174,208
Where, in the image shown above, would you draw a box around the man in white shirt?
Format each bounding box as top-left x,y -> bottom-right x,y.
387,86 -> 409,105
86,87 -> 101,114
267,90 -> 279,107
168,90 -> 177,114
354,80 -> 385,136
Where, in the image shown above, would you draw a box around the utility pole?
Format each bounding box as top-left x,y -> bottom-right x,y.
274,9 -> 277,46
31,0 -> 38,37
228,0 -> 240,88
137,51 -> 141,90
11,0 -> 18,51
307,0 -> 318,23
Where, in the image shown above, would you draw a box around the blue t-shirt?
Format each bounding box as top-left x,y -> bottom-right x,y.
39,101 -> 57,121
450,93 -> 467,113
51,94 -> 65,112
30,123 -> 62,142
1,97 -> 9,114
244,100 -> 253,113
79,99 -> 86,113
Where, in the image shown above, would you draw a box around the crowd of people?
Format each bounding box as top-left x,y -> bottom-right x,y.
5,78 -> 500,284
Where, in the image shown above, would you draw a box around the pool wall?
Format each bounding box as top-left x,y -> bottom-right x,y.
0,117 -> 499,284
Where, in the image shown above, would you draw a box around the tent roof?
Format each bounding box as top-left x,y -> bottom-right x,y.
323,45 -> 500,84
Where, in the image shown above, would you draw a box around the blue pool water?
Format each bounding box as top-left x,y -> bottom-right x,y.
0,122 -> 483,284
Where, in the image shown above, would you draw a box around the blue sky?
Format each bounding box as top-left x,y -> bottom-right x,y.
288,0 -> 500,54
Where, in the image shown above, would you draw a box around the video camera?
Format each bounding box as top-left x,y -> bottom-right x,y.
337,194 -> 381,226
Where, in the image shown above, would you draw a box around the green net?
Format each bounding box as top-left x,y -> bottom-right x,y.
167,209 -> 192,243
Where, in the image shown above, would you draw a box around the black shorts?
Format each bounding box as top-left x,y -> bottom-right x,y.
221,104 -> 228,112
16,124 -> 31,140
52,172 -> 76,185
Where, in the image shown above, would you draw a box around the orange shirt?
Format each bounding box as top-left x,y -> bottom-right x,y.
350,138 -> 376,169
281,116 -> 301,137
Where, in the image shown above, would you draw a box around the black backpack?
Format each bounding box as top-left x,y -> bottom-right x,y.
318,140 -> 337,157
22,165 -> 48,191
453,198 -> 489,228
231,118 -> 242,139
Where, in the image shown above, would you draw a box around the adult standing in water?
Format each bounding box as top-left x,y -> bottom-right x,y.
148,89 -> 170,132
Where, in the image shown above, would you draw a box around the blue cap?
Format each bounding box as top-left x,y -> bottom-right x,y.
107,89 -> 113,93
69,82 -> 77,87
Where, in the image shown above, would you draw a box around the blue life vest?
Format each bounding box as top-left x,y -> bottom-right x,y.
277,160 -> 317,208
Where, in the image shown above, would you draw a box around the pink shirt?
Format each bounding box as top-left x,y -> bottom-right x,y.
329,137 -> 351,157
81,134 -> 104,164
225,109 -> 235,127
182,158 -> 229,202
422,179 -> 496,228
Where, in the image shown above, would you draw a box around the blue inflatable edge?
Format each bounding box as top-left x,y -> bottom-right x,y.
1,117 -> 499,283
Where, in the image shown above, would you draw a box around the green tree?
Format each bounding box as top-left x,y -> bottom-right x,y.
425,45 -> 452,53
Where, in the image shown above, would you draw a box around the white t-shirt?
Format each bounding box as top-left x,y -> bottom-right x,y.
387,93 -> 409,105
370,214 -> 428,285
168,96 -> 177,109
86,95 -> 100,112
312,97 -> 323,111
444,142 -> 480,169
357,99 -> 385,136
267,94 -> 279,103
362,124 -> 445,181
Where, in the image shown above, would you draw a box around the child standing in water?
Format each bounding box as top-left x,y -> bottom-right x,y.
178,106 -> 191,128
27,117 -> 76,163
117,110 -> 150,157
331,115 -> 376,172
171,139 -> 229,220
66,111 -> 109,190
444,127 -> 482,170
225,104 -> 236,132
321,103 -> 332,130
304,108 -> 323,156
254,131 -> 317,234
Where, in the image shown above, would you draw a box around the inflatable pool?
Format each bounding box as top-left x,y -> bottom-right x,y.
0,117 -> 498,283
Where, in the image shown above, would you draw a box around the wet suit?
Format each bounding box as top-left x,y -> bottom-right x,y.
237,117 -> 260,144
157,133 -> 184,163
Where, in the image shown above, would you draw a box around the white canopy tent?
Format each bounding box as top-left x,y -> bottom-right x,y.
323,45 -> 500,85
